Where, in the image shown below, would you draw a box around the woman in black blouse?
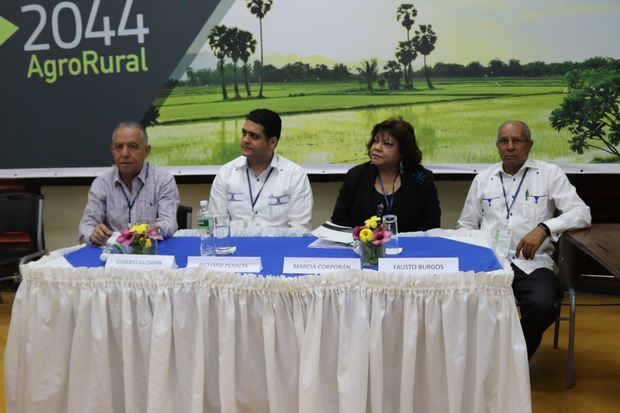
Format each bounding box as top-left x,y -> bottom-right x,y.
331,117 -> 441,232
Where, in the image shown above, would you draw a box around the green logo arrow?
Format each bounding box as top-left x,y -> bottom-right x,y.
0,16 -> 19,47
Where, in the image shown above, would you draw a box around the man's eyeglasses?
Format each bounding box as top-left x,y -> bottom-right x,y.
496,138 -> 529,147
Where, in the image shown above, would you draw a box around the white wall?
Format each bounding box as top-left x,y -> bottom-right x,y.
42,180 -> 471,250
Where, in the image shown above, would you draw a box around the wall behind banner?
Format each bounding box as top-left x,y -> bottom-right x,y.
2,0 -> 619,175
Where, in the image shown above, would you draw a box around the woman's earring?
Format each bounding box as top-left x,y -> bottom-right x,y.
399,161 -> 404,174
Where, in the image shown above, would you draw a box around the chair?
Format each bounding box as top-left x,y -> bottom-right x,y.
176,205 -> 193,230
553,235 -> 576,388
0,193 -> 45,296
513,235 -> 575,388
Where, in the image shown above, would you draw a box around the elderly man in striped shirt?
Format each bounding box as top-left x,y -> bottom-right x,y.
78,122 -> 179,245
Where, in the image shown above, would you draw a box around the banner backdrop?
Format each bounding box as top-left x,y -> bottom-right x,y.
0,0 -> 226,169
1,0 -> 619,175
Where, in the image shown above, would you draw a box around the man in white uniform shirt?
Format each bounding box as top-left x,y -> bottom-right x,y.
209,109 -> 313,232
458,120 -> 591,359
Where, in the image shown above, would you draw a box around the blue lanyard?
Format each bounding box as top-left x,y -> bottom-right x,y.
119,163 -> 149,225
377,173 -> 399,215
499,167 -> 528,220
246,167 -> 275,211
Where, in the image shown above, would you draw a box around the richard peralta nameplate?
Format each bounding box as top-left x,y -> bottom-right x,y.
186,256 -> 262,273
378,257 -> 459,275
105,254 -> 176,269
283,257 -> 361,274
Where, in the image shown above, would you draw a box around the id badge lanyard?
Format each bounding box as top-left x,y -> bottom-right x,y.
119,163 -> 149,224
499,167 -> 528,221
377,173 -> 399,215
246,167 -> 275,211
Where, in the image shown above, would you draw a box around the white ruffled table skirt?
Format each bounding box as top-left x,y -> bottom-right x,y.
4,263 -> 530,413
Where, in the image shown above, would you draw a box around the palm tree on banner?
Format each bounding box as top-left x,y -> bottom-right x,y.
238,30 -> 257,97
396,3 -> 417,89
246,0 -> 273,98
227,27 -> 243,99
208,25 -> 230,100
412,24 -> 438,89
357,59 -> 378,92
396,41 -> 417,89
384,60 -> 403,90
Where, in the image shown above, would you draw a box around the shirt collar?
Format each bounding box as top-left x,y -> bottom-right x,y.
494,157 -> 537,177
236,152 -> 280,175
113,162 -> 149,185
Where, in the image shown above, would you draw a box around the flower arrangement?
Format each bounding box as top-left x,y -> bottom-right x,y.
353,215 -> 391,267
116,223 -> 162,255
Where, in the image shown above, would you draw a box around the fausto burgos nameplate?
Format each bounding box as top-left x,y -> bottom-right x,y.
283,257 -> 361,274
378,257 -> 459,275
186,256 -> 262,273
105,254 -> 176,269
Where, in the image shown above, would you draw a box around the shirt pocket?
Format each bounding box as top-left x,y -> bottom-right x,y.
525,192 -> 551,222
225,185 -> 247,217
267,192 -> 291,222
479,192 -> 503,218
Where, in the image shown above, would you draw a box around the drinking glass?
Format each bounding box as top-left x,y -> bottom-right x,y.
214,215 -> 235,254
382,214 -> 401,255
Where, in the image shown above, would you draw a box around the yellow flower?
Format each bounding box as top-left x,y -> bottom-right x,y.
359,228 -> 374,243
145,238 -> 152,248
131,223 -> 148,235
364,215 -> 380,229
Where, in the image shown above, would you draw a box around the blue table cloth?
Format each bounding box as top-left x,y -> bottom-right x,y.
64,236 -> 502,275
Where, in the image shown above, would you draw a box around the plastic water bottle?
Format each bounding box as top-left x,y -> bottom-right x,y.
197,200 -> 215,256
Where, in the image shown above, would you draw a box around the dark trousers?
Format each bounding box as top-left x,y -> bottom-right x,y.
511,264 -> 561,360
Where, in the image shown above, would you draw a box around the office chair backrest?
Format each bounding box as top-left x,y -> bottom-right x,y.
176,205 -> 193,230
0,192 -> 44,251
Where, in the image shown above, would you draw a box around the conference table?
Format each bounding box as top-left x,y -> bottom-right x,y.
4,229 -> 531,413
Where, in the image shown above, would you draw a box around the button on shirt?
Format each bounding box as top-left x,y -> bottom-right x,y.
208,154 -> 313,232
458,158 -> 591,274
78,163 -> 180,242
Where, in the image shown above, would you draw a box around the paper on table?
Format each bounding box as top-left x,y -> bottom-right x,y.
308,238 -> 353,250
311,221 -> 355,245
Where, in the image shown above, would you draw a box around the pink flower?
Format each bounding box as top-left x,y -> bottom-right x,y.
147,228 -> 163,240
371,229 -> 391,245
116,228 -> 135,246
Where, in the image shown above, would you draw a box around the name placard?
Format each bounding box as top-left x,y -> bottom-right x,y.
283,257 -> 361,274
186,256 -> 262,273
378,257 -> 459,275
105,254 -> 176,269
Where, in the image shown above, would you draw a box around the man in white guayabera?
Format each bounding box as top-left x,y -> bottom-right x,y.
458,120 -> 591,360
78,121 -> 179,245
208,108 -> 313,232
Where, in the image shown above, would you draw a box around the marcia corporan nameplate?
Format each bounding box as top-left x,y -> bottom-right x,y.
105,254 -> 176,269
186,256 -> 262,273
378,257 -> 459,275
283,257 -> 361,274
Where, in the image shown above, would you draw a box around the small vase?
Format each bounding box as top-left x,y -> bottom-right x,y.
123,239 -> 158,255
359,242 -> 385,268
